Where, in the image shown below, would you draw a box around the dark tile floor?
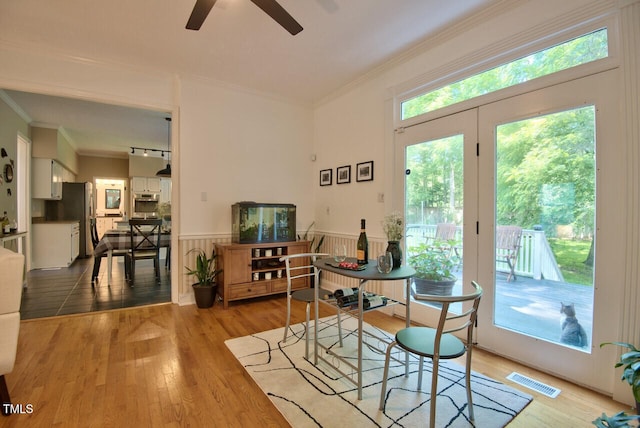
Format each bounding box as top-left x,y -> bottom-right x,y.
20,256 -> 171,320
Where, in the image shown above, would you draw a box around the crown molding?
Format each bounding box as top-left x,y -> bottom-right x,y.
0,89 -> 32,123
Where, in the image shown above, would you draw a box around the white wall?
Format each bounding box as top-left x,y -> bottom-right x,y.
314,78 -> 390,238
0,95 -> 29,223
179,78 -> 314,237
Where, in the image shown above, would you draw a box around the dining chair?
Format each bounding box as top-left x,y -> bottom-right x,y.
126,219 -> 163,285
496,225 -> 523,282
163,215 -> 171,270
379,280 -> 483,428
425,222 -> 458,255
90,218 -> 129,285
0,247 -> 25,416
280,253 -> 343,359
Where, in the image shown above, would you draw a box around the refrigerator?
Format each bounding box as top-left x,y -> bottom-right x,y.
45,182 -> 94,258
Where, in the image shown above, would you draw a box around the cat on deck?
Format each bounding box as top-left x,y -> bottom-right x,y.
560,302 -> 588,348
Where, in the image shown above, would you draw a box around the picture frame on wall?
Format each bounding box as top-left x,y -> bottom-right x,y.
336,165 -> 351,184
356,161 -> 374,182
320,169 -> 332,186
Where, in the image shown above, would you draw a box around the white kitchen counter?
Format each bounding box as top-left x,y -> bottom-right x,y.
32,222 -> 80,269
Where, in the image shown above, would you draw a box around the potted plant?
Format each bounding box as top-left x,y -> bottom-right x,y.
382,211 -> 403,269
407,241 -> 457,295
592,411 -> 640,427
297,221 -> 325,253
600,342 -> 640,414
185,248 -> 222,308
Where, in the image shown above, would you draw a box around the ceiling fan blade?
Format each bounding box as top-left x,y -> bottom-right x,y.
250,0 -> 303,35
186,0 -> 218,30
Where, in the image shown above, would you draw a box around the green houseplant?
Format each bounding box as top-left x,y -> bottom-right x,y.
592,342 -> 640,426
601,342 -> 640,411
297,221 -> 325,253
186,248 -> 222,308
407,241 -> 457,295
592,411 -> 640,428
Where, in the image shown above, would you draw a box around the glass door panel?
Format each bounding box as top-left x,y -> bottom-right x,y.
393,109 -> 477,325
494,107 -> 595,349
476,70 -> 622,392
406,135 -> 463,310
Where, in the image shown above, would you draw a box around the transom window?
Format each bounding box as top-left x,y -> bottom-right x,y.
401,28 -> 609,120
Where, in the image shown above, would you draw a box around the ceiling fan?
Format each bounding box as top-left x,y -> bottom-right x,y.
186,0 -> 303,35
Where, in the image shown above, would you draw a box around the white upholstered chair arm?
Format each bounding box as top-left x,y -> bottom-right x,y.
0,247 -> 24,315
0,313 -> 20,374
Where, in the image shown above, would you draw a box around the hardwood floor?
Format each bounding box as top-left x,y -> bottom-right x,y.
1,296 -> 630,427
20,257 -> 170,320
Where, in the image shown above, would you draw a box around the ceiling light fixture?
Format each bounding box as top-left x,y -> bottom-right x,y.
156,117 -> 172,177
143,149 -> 148,156
129,146 -> 170,156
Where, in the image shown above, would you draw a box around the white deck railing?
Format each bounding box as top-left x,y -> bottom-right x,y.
406,225 -> 564,281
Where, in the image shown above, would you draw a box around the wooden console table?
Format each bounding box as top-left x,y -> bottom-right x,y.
215,241 -> 310,308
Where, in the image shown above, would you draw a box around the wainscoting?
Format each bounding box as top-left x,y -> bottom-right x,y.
176,233 -> 394,306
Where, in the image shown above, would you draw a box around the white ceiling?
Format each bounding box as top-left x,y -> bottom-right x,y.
0,0 -> 493,157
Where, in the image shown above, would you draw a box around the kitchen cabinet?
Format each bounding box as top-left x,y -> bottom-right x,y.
215,241 -> 309,308
32,158 -> 64,199
160,178 -> 171,204
131,176 -> 161,193
32,221 -> 80,268
95,216 -> 122,239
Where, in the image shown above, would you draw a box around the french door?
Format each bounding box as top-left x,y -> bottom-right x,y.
394,69 -> 622,392
393,109 -> 478,326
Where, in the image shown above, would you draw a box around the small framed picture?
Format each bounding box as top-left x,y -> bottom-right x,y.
320,169 -> 332,186
336,165 -> 351,184
356,161 -> 374,182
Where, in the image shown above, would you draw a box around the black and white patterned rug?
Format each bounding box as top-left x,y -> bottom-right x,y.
225,316 -> 532,427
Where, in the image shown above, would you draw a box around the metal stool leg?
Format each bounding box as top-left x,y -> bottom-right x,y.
283,294 -> 293,342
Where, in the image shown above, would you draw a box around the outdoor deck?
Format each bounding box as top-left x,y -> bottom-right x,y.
445,273 -> 593,350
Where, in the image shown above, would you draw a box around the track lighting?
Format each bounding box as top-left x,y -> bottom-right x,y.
129,147 -> 171,157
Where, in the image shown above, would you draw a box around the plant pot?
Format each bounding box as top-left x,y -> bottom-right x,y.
414,277 -> 456,296
386,241 -> 402,269
192,283 -> 217,308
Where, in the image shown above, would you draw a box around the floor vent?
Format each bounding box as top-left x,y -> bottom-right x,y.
506,372 -> 561,398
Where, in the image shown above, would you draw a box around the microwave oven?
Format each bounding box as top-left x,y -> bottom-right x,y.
133,193 -> 159,218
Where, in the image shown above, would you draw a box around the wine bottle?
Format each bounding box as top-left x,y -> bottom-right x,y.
333,287 -> 359,298
337,294 -> 388,310
356,218 -> 369,265
1,211 -> 9,234
363,295 -> 388,310
336,294 -> 359,308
